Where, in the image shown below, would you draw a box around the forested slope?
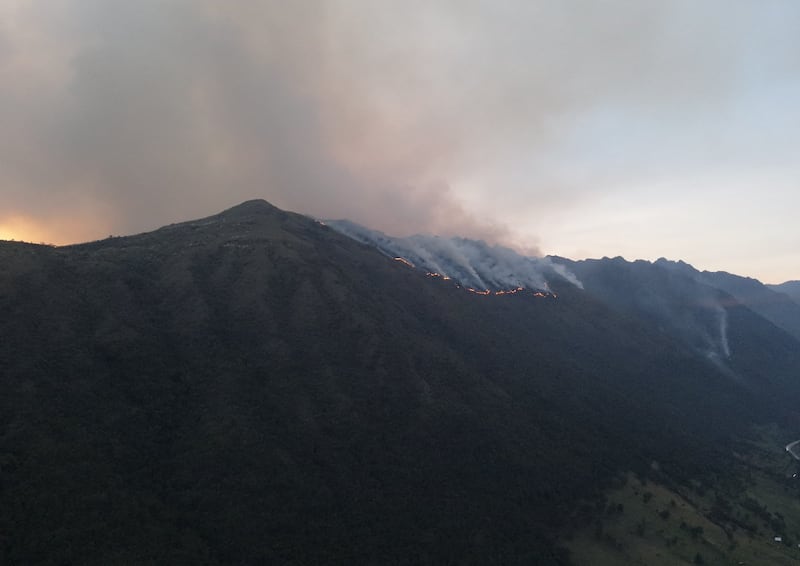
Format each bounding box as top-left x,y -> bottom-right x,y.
0,201 -> 797,564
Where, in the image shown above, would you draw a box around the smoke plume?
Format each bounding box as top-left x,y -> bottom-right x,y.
1,0 -> 799,281
327,220 -> 582,291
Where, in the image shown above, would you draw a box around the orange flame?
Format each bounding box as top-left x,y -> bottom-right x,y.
424,270 -> 557,299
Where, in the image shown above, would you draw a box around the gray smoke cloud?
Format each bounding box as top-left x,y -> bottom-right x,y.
1,1 -> 799,259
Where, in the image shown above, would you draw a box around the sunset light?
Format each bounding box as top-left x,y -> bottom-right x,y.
0,212 -> 111,247
0,217 -> 42,243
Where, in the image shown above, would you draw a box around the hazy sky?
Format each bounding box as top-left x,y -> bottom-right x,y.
1,1 -> 798,282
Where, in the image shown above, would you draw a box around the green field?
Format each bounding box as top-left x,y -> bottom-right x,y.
562,425 -> 800,565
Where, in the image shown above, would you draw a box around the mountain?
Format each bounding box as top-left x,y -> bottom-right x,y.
2,201 -> 800,565
654,259 -> 800,342
321,222 -> 800,391
545,256 -> 800,392
326,219 -> 800,350
769,280 -> 800,307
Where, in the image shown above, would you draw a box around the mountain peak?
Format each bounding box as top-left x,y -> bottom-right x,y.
219,199 -> 279,218
654,257 -> 701,275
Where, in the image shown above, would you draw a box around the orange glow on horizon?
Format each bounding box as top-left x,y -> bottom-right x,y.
0,216 -> 48,244
0,213 -> 112,246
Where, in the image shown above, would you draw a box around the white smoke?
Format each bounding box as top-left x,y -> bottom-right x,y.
787,440 -> 800,461
717,306 -> 731,358
547,260 -> 585,290
326,219 -> 583,292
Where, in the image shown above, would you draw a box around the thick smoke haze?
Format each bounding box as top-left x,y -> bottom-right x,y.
1,1 -> 799,281
1,1 -> 528,246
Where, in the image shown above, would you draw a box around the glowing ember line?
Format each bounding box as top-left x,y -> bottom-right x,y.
426,272 -> 451,280
494,287 -> 524,296
423,270 -> 557,299
465,287 -> 492,295
394,257 -> 415,268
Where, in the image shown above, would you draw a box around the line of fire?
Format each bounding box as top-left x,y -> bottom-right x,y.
392,257 -> 557,299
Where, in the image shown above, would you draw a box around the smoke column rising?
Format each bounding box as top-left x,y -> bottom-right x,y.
718,307 -> 731,358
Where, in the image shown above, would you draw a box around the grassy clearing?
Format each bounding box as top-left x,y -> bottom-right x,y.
562,426 -> 800,565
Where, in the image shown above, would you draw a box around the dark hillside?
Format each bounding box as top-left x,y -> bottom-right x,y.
0,201 -> 791,564
555,256 -> 800,409
770,280 -> 800,307
654,259 -> 800,342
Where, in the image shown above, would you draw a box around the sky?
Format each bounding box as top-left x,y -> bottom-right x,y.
1,1 -> 798,283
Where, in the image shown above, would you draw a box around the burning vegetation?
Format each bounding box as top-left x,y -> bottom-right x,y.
392,255 -> 558,299
393,257 -> 415,268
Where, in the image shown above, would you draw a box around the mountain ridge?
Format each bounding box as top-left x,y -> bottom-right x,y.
770,280 -> 800,306
2,200 -> 800,565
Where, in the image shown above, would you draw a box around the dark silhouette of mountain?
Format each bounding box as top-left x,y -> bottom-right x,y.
1,201 -> 798,565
